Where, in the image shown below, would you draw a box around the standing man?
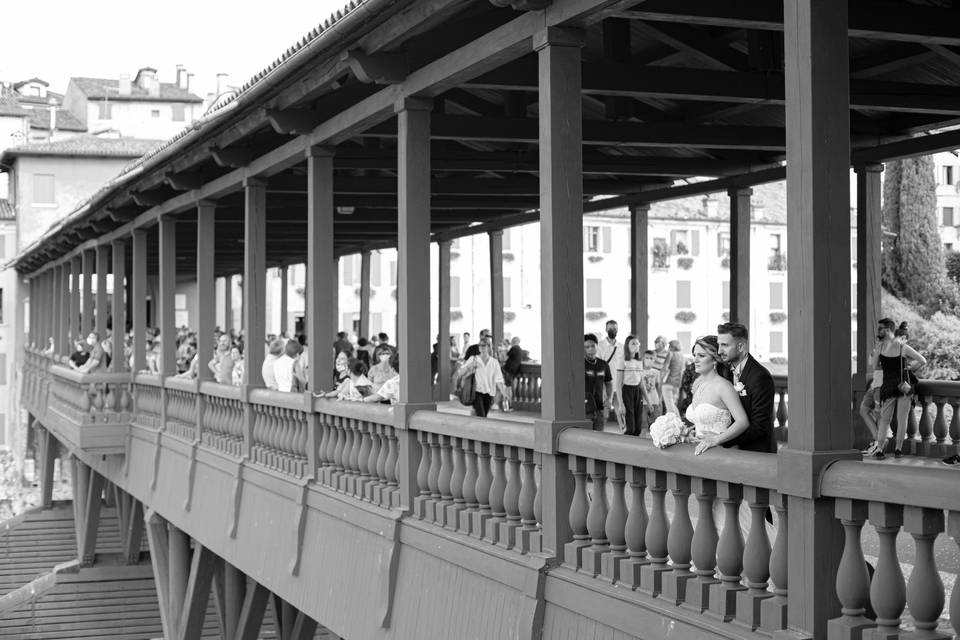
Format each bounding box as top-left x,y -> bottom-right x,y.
207,334 -> 235,385
716,322 -> 776,453
596,320 -> 623,421
652,335 -> 669,374
584,334 -> 613,432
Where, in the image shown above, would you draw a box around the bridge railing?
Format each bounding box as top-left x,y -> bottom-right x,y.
557,430 -> 786,632
248,389 -> 311,478
910,380 -> 960,458
822,461 -> 960,638
407,411 -> 541,554
197,381 -> 245,458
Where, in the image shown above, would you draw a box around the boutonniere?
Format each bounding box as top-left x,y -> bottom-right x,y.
734,381 -> 747,396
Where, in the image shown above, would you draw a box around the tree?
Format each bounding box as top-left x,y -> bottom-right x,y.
881,155 -> 947,312
946,250 -> 960,285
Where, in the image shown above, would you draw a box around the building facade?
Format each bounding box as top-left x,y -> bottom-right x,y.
935,150 -> 960,250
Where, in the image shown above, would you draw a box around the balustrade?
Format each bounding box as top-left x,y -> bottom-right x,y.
48,365 -> 132,427
197,382 -> 245,458
164,380 -> 198,441
511,363 -> 542,411
133,376 -> 163,431
249,390 -> 310,478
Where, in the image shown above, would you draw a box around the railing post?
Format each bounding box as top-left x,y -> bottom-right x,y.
828,498 -> 873,639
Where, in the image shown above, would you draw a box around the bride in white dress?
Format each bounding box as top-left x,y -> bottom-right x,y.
686,336 -> 750,456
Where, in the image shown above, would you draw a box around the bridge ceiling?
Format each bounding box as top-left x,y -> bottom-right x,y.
17,0 -> 960,274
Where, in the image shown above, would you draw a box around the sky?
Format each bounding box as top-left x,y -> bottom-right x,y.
0,0 -> 350,103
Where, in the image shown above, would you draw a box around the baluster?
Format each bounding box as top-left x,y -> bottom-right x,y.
619,465 -> 648,589
459,440 -> 479,535
424,434 -> 441,523
660,474 -> 694,605
484,444 -> 508,543
434,435 -> 454,525
374,426 -> 389,505
324,416 -> 339,481
518,449 -> 539,553
949,512 -> 960,640
339,421 -> 356,492
331,418 -> 346,486
578,457 -> 609,575
564,455 -> 590,568
868,503 -> 906,638
640,469 -> 670,596
444,438 -> 466,531
251,406 -> 264,463
933,398 -> 948,447
357,422 -> 372,497
736,487 -> 772,629
709,482 -> 745,621
776,390 -> 787,429
413,431 -> 432,519
687,478 -> 719,613
497,446 -> 523,550
348,420 -> 363,492
907,398 -> 920,446
471,442 -> 493,538
760,493 -> 788,632
532,460 -> 543,552
918,395 -> 933,449
828,499 -> 873,638
384,428 -> 399,507
904,506 -> 947,637
600,462 -> 628,582
295,412 -> 308,470
948,400 -> 960,445
364,424 -> 381,502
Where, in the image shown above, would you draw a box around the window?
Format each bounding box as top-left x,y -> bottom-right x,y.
770,233 -> 782,255
671,229 -> 690,255
770,331 -> 784,354
98,101 -> 112,119
150,109 -> 161,118
770,282 -> 784,310
586,278 -> 602,308
722,281 -> 730,310
172,104 -> 185,122
944,165 -> 955,186
585,226 -> 600,253
371,252 -> 382,287
944,207 -> 955,227
450,276 -> 461,307
947,243 -> 954,251
652,237 -> 668,268
717,233 -> 730,257
676,281 -> 691,308
33,174 -> 54,204
503,276 -> 512,308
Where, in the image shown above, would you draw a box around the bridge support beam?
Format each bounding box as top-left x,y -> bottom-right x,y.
74,461 -> 104,566
111,239 -> 127,373
279,265 -> 289,336
307,147 -> 336,392
95,244 -> 109,339
81,248 -> 94,336
132,230 -> 148,372
437,239 -> 452,401
489,229 -> 504,346
729,187 -> 752,326
629,203 -> 649,344
38,426 -> 58,508
359,251 -> 371,339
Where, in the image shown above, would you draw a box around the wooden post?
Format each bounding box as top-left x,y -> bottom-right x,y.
82,249 -> 94,336
111,240 -> 126,373
307,147 -> 336,393
159,216 -> 177,377
855,164 -> 883,379
223,275 -> 233,333
535,26 -> 586,557
279,265 -> 289,335
96,246 -> 109,339
729,187 -> 752,327
489,230 -> 504,345
438,240 -> 452,401
359,251 -> 371,339
198,203 -> 217,383
168,524 -> 191,635
39,428 -> 57,508
243,178 -> 267,387
132,230 -> 148,373
630,204 -> 649,345
781,1 -> 857,637
70,256 -> 81,344
55,264 -> 67,355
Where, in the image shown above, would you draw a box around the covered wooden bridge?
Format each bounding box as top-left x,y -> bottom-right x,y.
8,0 -> 960,638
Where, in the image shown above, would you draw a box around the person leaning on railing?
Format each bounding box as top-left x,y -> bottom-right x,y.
362,351 -> 401,404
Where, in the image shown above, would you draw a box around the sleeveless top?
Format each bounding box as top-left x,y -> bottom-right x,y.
685,403 -> 733,439
878,353 -> 907,402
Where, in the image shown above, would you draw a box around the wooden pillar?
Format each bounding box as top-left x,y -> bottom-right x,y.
197,203 -> 217,383
307,148 -> 336,393
489,230 -> 504,345
243,179 -> 267,387
396,98 -> 433,405
279,265 -> 289,335
159,216 -> 177,377
331,258 -> 339,335
855,165 -> 883,378
55,264 -> 67,354
780,1 -> 855,637
132,230 -> 148,373
39,428 -> 57,508
111,240 -> 126,372
70,256 -> 81,344
535,26 -> 586,556
629,204 -> 649,345
81,249 -> 94,336
223,275 -> 233,333
729,187 -> 752,327
168,525 -> 191,634
223,563 -> 246,639
96,245 -> 109,339
359,252 -> 371,338
438,240 -> 452,400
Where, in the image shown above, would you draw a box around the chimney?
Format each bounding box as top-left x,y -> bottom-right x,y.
175,64 -> 185,90
215,72 -> 228,97
186,73 -> 194,91
48,101 -> 56,140
136,67 -> 159,96
119,74 -> 131,96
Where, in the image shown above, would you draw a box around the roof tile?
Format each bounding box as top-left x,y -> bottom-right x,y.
70,77 -> 203,103
2,135 -> 163,160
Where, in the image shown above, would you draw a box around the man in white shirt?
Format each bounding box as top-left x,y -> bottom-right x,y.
596,320 -> 623,418
262,339 -> 284,390
274,340 -> 301,393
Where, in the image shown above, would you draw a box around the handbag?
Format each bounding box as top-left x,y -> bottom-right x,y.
457,372 -> 476,406
897,346 -> 914,396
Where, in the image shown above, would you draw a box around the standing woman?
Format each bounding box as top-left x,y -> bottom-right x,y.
617,336 -> 650,436
874,321 -> 926,459
661,339 -> 684,414
458,337 -> 511,417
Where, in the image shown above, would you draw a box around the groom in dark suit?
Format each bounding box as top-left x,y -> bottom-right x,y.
716,322 -> 776,453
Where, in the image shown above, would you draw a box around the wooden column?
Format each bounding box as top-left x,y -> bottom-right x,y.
359,251 -> 371,339
729,187 -> 752,327
489,230 -> 504,344
70,256 -> 81,343
630,203 -> 649,345
307,148 -> 336,393
331,258 -> 339,336
243,178 -> 267,387
279,265 -> 289,335
535,26 -> 586,556
223,275 -> 233,333
855,165 -> 883,378
158,216 -> 177,377
132,230 -> 148,373
39,428 -> 57,508
197,203 -> 217,382
780,1 -> 856,637
111,240 -> 126,372
168,525 -> 191,634
81,249 -> 94,336
438,240 -> 452,401
55,265 -> 67,354
96,245 -> 109,339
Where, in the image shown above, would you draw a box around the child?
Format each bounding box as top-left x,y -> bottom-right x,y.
317,359 -> 373,401
640,350 -> 663,432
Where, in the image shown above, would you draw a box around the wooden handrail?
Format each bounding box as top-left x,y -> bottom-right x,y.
198,380 -> 243,400
820,459 -> 960,512
409,410 -> 535,450
50,365 -> 132,385
249,388 -> 311,411
164,376 -> 199,393
311,397 -> 396,423
134,373 -> 163,387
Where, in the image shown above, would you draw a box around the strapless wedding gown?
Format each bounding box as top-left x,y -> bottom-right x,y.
685,403 -> 732,440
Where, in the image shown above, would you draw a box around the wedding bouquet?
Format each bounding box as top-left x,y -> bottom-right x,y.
649,412 -> 695,449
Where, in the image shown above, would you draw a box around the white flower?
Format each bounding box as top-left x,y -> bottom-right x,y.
733,381 -> 745,393
649,412 -> 687,449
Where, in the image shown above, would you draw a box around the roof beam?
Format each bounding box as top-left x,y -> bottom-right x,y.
631,21 -> 748,71
852,128 -> 960,164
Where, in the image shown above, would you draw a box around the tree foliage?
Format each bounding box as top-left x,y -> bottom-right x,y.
883,290 -> 960,380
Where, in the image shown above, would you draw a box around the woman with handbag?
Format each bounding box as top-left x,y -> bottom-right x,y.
457,337 -> 511,417
873,321 -> 926,459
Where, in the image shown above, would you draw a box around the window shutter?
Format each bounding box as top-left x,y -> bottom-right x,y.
602,226 -> 612,253
691,230 -> 700,256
